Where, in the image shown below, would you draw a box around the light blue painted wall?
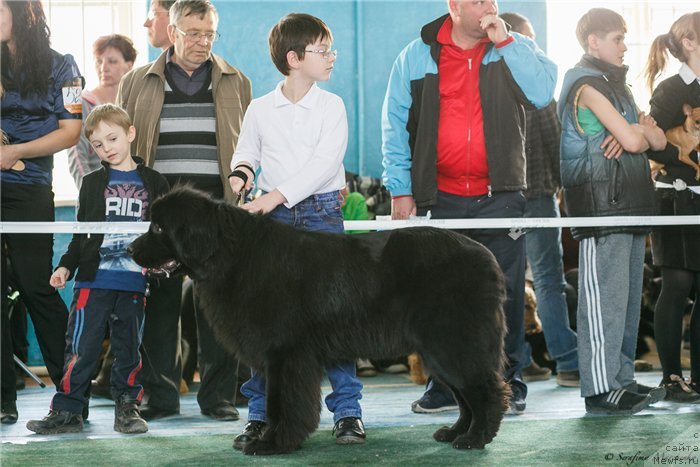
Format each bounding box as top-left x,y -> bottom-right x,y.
148,1 -> 548,179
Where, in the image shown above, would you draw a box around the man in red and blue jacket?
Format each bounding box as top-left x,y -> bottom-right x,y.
381,0 -> 556,414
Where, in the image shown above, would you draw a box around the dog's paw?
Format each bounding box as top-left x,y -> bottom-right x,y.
452,432 -> 492,450
433,426 -> 459,443
242,438 -> 285,456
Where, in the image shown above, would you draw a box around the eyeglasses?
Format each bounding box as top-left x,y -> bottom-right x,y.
174,27 -> 220,43
304,49 -> 338,60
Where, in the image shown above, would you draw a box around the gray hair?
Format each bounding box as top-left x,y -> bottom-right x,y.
169,0 -> 218,27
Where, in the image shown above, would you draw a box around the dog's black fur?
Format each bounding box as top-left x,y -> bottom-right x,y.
129,187 -> 509,455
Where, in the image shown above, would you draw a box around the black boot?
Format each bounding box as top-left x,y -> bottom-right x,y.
114,396 -> 148,434
1,400 -> 18,424
26,410 -> 83,434
233,420 -> 266,450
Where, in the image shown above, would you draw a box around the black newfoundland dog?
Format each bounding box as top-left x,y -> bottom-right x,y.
129,187 -> 508,455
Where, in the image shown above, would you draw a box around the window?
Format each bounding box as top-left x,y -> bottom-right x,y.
45,0 -> 149,204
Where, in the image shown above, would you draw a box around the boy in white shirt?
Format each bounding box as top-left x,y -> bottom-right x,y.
228,13 -> 365,450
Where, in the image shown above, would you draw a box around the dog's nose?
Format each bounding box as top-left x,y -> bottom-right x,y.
126,245 -> 134,256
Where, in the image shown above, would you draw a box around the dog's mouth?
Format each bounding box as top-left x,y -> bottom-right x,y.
142,259 -> 181,279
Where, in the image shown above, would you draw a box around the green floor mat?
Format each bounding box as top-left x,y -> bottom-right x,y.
3,413 -> 698,466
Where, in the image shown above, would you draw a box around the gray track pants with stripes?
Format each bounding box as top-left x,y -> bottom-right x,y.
577,233 -> 646,397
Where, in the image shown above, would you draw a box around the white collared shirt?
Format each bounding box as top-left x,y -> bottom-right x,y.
231,81 -> 348,208
678,63 -> 700,85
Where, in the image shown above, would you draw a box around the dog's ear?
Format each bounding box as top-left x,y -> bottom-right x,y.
683,104 -> 693,117
166,190 -> 223,281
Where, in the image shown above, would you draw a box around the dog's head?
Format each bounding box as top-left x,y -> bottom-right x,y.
128,186 -> 226,281
682,104 -> 700,135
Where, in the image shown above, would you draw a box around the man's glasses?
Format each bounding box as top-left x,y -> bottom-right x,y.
175,27 -> 220,43
304,49 -> 338,61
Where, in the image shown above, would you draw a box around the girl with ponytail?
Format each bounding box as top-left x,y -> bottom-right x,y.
644,12 -> 700,404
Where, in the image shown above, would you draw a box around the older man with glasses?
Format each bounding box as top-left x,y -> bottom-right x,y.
118,0 -> 252,422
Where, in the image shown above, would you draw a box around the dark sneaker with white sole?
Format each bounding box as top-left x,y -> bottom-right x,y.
411,389 -> 458,413
585,389 -> 651,415
27,410 -> 83,434
333,417 -> 366,445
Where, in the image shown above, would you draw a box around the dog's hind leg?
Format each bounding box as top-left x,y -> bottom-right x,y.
243,352 -> 324,455
432,380 -> 472,443
451,371 -> 509,450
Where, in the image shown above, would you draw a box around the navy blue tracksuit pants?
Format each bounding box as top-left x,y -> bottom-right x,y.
51,288 -> 145,414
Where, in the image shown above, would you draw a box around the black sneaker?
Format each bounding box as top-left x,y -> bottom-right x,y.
114,397 -> 148,434
1,401 -> 18,424
26,410 -> 83,434
233,420 -> 266,450
585,389 -> 652,415
411,389 -> 458,413
629,383 -> 666,404
663,375 -> 700,403
333,417 -> 366,445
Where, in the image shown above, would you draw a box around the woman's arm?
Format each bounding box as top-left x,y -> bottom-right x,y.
578,85 -> 649,154
0,119 -> 82,170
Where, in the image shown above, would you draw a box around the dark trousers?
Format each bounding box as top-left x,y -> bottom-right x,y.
140,277 -> 183,411
418,190 -> 527,397
52,288 -> 145,413
141,180 -> 238,411
193,283 -> 239,410
1,183 -> 68,403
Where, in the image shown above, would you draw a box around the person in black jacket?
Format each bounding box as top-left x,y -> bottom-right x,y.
644,12 -> 700,403
27,104 -> 169,435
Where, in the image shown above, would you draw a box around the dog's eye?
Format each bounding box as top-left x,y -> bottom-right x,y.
152,223 -> 163,234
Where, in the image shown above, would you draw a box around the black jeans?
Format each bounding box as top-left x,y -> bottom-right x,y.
1,182 -> 68,402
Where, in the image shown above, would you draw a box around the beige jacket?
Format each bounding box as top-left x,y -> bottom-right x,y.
117,50 -> 252,200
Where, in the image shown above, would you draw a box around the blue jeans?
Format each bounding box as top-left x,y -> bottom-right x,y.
241,191 -> 363,423
524,195 -> 578,371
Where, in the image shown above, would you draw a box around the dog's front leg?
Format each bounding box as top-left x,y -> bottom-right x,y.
243,352 -> 324,455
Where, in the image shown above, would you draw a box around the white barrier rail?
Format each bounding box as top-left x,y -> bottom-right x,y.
1,215 -> 698,234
